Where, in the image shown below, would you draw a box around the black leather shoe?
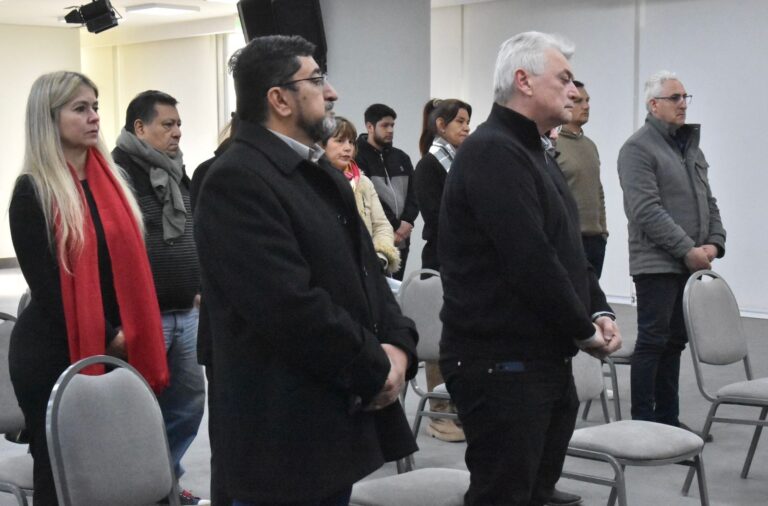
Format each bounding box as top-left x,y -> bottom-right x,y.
547,488 -> 583,506
679,422 -> 714,443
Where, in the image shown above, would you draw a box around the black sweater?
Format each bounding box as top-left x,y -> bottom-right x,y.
113,147 -> 200,311
439,103 -> 610,360
10,175 -> 121,346
414,153 -> 446,271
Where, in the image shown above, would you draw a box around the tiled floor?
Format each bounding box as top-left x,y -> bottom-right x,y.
2,269 -> 768,505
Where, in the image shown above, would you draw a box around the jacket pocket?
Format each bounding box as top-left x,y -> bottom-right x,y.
694,160 -> 709,185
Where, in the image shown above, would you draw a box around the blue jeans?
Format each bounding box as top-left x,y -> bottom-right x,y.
232,486 -> 352,506
157,308 -> 206,478
631,273 -> 689,425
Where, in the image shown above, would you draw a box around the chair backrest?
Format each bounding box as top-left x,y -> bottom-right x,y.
17,290 -> 31,318
398,269 -> 443,362
0,314 -> 25,434
46,355 -> 179,506
571,351 -> 605,403
683,270 -> 748,366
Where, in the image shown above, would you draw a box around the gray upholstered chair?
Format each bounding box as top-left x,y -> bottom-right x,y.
45,355 -> 179,506
0,312 -> 34,506
562,352 -> 709,506
350,468 -> 469,506
681,270 -> 768,491
16,290 -> 30,318
582,329 -> 636,422
397,269 -> 458,438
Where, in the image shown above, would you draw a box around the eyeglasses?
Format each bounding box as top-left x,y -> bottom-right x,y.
276,73 -> 328,89
654,94 -> 693,105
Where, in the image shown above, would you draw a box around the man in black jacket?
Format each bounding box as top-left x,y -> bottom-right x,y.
439,31 -> 622,506
194,35 -> 418,505
355,104 -> 418,280
112,91 -> 208,506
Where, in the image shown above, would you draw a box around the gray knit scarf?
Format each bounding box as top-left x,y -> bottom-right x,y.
116,128 -> 186,243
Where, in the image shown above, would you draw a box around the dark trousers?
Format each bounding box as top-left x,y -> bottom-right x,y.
392,239 -> 410,281
232,486 -> 351,506
205,367 -> 231,506
441,356 -> 578,506
581,235 -> 607,279
631,273 -> 689,425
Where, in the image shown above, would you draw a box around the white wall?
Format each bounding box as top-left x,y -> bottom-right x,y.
431,0 -> 768,315
0,25 -> 81,259
321,0 -> 430,161
82,35 -> 220,171
321,0 -> 431,279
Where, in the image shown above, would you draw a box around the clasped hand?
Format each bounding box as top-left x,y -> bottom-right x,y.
581,316 -> 622,359
364,344 -> 408,411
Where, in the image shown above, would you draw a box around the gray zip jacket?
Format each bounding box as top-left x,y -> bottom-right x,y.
618,114 -> 726,275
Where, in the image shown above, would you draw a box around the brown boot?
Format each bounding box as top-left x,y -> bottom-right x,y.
425,418 -> 466,442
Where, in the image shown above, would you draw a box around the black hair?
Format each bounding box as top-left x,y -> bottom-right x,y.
364,103 -> 397,126
418,98 -> 472,156
573,80 -> 585,88
229,35 -> 316,124
125,90 -> 178,133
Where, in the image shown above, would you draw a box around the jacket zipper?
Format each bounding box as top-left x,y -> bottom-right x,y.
380,152 -> 400,217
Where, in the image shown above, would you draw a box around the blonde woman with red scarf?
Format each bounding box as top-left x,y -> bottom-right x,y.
322,117 -> 401,274
8,71 -> 169,505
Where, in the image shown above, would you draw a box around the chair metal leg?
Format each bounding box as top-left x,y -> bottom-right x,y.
685,402 -> 719,494
0,483 -> 29,506
600,391 -> 611,423
741,406 -> 767,479
582,399 -> 592,421
411,395 -> 430,437
396,454 -> 414,474
607,464 -> 627,506
605,359 -> 622,420
683,466 -> 695,496
693,454 -> 710,506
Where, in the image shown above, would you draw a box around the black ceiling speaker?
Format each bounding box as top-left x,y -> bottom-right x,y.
237,0 -> 327,71
64,0 -> 119,34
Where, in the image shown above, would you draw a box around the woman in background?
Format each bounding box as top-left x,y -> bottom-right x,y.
8,71 -> 168,505
415,98 -> 472,272
323,116 -> 401,274
413,98 -> 472,443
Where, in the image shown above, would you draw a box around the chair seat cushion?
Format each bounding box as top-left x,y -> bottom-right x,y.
609,338 -> 635,359
569,420 -> 703,461
717,377 -> 768,401
350,468 -> 469,506
0,453 -> 34,489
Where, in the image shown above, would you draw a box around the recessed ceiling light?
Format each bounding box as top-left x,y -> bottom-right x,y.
126,3 -> 200,16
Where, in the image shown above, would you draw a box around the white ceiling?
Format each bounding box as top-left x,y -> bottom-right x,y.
0,0 -> 238,28
0,0 -> 493,30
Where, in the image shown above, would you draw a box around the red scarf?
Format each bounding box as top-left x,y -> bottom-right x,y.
344,161 -> 361,187
57,148 -> 169,394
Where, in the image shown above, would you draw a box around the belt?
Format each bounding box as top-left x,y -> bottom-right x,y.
453,357 -> 572,373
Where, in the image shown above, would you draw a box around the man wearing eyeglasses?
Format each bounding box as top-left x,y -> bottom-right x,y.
618,70 -> 726,430
194,35 -> 418,505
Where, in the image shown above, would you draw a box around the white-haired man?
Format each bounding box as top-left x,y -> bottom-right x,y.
439,31 -> 622,505
618,71 -> 725,430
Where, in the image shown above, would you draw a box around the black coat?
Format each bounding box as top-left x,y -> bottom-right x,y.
194,120 -> 418,502
414,153 -> 446,271
439,103 -> 611,360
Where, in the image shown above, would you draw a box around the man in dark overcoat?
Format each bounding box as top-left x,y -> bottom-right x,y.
194,35 -> 418,506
